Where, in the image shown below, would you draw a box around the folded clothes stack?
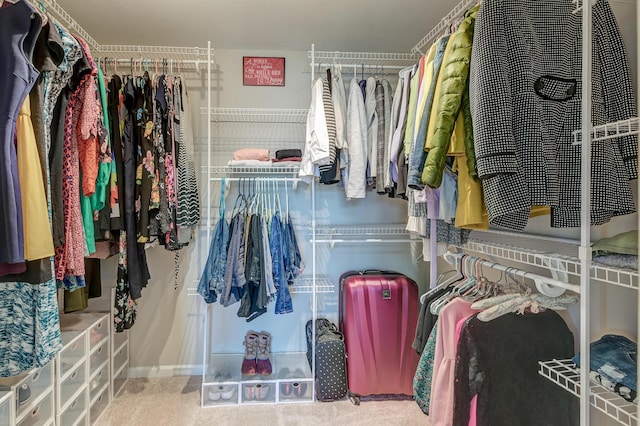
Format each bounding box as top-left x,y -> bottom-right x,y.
573,334 -> 637,402
227,148 -> 303,168
591,230 -> 638,270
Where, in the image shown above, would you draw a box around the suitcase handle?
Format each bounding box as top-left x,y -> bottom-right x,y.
358,269 -> 401,276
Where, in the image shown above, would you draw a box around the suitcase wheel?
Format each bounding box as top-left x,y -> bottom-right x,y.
347,391 -> 360,406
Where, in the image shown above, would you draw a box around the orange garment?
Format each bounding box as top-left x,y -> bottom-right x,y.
77,77 -> 100,197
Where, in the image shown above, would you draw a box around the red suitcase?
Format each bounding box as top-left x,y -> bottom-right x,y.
339,270 -> 420,403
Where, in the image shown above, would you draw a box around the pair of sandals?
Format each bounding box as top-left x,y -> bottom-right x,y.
278,368 -> 308,398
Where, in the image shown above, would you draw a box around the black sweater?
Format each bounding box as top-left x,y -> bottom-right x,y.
453,310 -> 578,426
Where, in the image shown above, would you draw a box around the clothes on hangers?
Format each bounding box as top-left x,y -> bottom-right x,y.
453,310 -> 577,426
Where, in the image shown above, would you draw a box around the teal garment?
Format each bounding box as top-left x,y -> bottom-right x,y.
414,321 -> 438,414
90,67 -> 111,212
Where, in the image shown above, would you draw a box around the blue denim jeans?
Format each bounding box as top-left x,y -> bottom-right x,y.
270,212 -> 293,314
407,35 -> 450,190
573,334 -> 637,391
197,216 -> 229,304
220,214 -> 246,307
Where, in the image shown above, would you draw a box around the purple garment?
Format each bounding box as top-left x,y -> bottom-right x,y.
0,1 -> 42,264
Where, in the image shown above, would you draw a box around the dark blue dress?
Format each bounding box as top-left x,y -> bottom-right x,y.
0,1 -> 42,263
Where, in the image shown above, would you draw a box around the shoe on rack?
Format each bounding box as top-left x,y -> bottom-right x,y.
17,384 -> 31,407
278,367 -> 293,396
292,368 -> 308,397
241,331 -> 259,376
256,332 -> 272,376
244,383 -> 270,401
220,373 -> 236,400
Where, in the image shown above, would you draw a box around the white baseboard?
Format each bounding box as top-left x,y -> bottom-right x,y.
129,364 -> 203,378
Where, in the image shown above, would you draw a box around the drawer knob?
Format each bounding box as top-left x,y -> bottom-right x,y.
31,372 -> 40,382
71,371 -> 78,380
31,406 -> 39,417
71,399 -> 78,409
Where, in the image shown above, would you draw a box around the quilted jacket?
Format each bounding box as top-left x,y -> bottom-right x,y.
421,5 -> 479,189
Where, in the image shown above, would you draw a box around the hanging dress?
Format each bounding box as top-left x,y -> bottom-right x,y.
0,1 -> 42,265
16,96 -> 55,261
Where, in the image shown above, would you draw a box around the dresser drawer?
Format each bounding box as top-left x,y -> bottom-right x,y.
113,342 -> 128,374
16,390 -> 53,426
58,331 -> 87,379
58,390 -> 86,426
58,362 -> 85,411
89,386 -> 109,425
89,363 -> 109,404
0,391 -> 12,426
89,340 -> 109,377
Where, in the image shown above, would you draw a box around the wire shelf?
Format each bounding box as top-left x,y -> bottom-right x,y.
539,359 -> 638,426
309,51 -> 418,68
290,276 -> 335,294
313,225 -> 414,244
411,0 -> 478,54
463,239 -> 639,291
202,108 -> 308,123
572,117 -> 640,145
207,166 -> 300,177
40,0 -> 100,51
98,45 -> 210,60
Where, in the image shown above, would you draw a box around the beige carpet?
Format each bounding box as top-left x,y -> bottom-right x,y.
95,377 -> 431,426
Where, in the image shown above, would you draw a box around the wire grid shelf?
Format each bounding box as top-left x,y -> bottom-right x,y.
463,239 -> 639,291
314,224 -> 412,239
572,117 -> 640,145
309,51 -> 418,68
202,108 -> 308,123
539,359 -> 638,425
98,45 -> 210,60
40,0 -> 100,51
411,0 -> 478,54
289,276 -> 335,294
207,166 -> 300,178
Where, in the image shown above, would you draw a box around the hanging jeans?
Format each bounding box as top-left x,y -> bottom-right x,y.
270,212 -> 292,314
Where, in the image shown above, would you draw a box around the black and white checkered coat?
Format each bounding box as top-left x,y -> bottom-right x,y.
470,0 -> 637,230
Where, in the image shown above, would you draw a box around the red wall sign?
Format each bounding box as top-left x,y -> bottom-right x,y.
243,56 -> 285,86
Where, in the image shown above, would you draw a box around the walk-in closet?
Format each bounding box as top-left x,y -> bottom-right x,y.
0,0 -> 638,425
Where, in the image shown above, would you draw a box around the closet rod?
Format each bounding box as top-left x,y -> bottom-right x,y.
313,63 -> 409,70
411,0 -> 478,54
444,251 -> 581,294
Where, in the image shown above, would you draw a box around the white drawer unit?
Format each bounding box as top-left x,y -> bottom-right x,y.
89,386 -> 109,426
0,391 -> 14,426
112,360 -> 128,401
57,331 -> 86,379
56,389 -> 86,426
111,339 -> 128,399
89,341 -> 109,379
15,389 -> 54,426
88,363 -> 109,405
55,330 -> 88,416
0,362 -> 54,424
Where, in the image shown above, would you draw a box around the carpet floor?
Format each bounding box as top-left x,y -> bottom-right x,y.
95,376 -> 430,425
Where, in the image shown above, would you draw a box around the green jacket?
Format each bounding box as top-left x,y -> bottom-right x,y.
422,5 -> 479,188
